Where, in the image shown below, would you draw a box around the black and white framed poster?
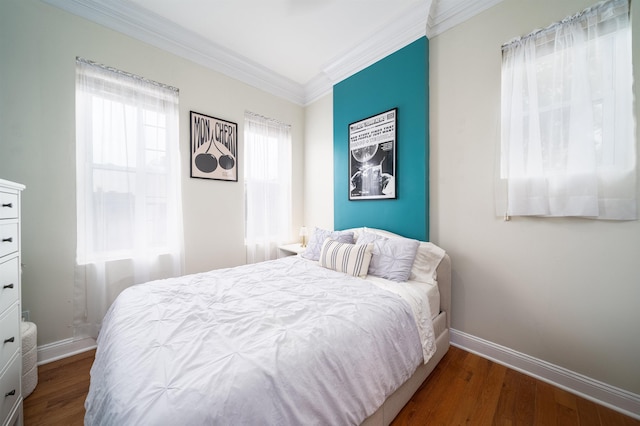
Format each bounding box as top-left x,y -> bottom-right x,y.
190,111 -> 238,181
349,108 -> 397,200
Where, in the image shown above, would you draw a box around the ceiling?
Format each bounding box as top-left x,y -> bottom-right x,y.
43,0 -> 502,105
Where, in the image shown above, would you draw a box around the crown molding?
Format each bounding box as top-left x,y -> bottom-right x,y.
41,0 -> 307,104
303,73 -> 334,106
427,0 -> 504,38
42,0 -> 502,106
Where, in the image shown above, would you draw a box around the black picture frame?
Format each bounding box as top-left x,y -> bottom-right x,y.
190,111 -> 238,181
348,108 -> 397,200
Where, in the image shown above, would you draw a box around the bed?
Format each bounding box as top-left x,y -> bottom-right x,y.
85,227 -> 451,425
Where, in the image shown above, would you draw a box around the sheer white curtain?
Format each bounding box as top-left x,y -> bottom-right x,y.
500,0 -> 635,220
244,112 -> 292,263
75,58 -> 184,339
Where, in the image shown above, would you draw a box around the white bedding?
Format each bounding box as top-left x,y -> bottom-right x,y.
363,276 -> 438,362
85,256 -> 437,425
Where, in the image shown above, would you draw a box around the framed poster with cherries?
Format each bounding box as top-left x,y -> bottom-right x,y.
190,111 -> 238,182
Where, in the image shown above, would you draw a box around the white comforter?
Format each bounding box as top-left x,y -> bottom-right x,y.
85,256 -> 435,425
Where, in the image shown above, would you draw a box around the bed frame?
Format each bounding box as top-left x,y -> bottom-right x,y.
362,253 -> 451,426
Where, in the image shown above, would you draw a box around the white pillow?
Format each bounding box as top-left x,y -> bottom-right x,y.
301,227 -> 355,261
357,231 -> 419,282
362,227 -> 403,239
318,238 -> 373,278
409,241 -> 446,284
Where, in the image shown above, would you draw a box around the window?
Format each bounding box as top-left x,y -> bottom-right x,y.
244,112 -> 292,263
76,59 -> 182,262
500,0 -> 635,220
75,58 -> 183,338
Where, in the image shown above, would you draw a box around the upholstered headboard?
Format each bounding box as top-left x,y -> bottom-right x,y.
435,253 -> 451,329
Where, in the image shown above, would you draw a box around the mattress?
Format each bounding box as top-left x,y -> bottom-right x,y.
364,276 -> 440,320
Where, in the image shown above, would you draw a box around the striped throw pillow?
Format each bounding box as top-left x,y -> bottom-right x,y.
319,238 -> 373,278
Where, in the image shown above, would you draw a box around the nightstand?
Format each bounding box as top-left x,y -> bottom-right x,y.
277,243 -> 306,258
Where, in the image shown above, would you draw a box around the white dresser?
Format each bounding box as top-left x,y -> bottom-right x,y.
0,179 -> 24,426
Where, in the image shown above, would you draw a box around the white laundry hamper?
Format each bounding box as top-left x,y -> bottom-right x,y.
21,321 -> 38,398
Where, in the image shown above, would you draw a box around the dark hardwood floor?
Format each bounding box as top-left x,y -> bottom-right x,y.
23,346 -> 639,425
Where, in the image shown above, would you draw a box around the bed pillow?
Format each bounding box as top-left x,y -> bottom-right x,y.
361,227 -> 446,284
362,227 -> 402,239
318,238 -> 373,278
357,231 -> 420,282
409,241 -> 446,284
300,227 -> 355,261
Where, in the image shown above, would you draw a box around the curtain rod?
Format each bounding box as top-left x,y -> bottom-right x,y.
245,111 -> 291,128
501,0 -> 629,51
76,57 -> 179,93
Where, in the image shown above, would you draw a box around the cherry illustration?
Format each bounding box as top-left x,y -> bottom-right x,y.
195,136 -> 219,173
214,141 -> 235,170
195,153 -> 217,172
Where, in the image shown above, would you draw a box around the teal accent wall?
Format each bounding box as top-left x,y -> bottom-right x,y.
333,37 -> 429,241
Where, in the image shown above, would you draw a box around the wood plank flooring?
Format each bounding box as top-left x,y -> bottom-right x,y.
23,350 -> 94,426
22,346 -> 639,425
392,347 -> 639,426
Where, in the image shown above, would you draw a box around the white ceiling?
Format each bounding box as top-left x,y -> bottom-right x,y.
43,0 -> 503,105
129,0 -> 425,86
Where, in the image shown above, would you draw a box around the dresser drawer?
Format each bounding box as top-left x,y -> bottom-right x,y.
0,354 -> 21,425
0,257 -> 19,315
0,224 -> 18,259
0,306 -> 20,373
0,193 -> 18,220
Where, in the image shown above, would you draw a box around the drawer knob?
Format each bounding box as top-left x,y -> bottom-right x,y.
2,284 -> 13,289
1,203 -> 12,208
3,337 -> 14,344
4,390 -> 15,397
1,237 -> 12,243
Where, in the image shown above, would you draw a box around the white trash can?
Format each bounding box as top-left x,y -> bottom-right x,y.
21,321 -> 38,398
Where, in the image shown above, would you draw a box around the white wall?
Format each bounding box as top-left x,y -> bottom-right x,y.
303,93 -> 334,231
0,0 -> 304,346
429,0 -> 640,395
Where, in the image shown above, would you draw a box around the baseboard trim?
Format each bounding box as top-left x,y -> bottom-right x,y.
37,337 -> 97,365
450,328 -> 640,420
